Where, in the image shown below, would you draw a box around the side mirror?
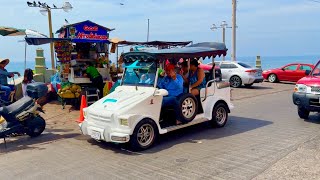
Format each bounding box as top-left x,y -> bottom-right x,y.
281,68 -> 285,71
154,89 -> 168,96
305,70 -> 311,75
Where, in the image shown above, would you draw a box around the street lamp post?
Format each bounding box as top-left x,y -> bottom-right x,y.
232,0 -> 237,62
210,21 -> 231,61
27,1 -> 72,69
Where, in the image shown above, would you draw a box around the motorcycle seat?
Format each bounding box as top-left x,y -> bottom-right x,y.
0,96 -> 34,116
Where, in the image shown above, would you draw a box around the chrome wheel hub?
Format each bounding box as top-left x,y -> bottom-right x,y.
182,98 -> 196,118
137,124 -> 154,147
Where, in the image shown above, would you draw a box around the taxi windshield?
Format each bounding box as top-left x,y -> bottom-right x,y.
122,61 -> 157,87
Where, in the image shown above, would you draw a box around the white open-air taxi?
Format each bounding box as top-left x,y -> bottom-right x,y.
80,42 -> 234,151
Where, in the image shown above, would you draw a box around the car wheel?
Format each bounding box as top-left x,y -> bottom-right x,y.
26,116 -> 46,137
229,75 -> 242,88
211,102 -> 229,128
244,83 -> 254,88
177,93 -> 198,123
130,118 -> 158,151
298,107 -> 310,119
268,74 -> 278,83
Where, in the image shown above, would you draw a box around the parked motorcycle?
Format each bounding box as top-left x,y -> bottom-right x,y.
0,82 -> 48,141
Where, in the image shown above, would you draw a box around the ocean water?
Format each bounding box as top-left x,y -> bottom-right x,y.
5,60 -> 36,76
235,55 -> 320,70
5,55 -> 320,77
206,55 -> 320,70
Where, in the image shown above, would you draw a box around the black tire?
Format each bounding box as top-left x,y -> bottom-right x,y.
244,83 -> 254,88
268,74 -> 278,83
177,93 -> 198,123
130,118 -> 158,151
229,75 -> 242,88
26,116 -> 46,137
298,107 -> 310,119
211,102 -> 229,128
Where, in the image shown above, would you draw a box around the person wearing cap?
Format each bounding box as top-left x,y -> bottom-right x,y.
0,58 -> 20,101
188,58 -> 206,96
158,64 -> 184,124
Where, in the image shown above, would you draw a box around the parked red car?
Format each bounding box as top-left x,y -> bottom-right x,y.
262,63 -> 314,83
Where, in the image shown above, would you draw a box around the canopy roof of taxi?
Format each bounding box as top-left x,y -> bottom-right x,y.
121,42 -> 227,64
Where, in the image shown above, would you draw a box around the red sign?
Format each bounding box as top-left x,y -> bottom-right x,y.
83,25 -> 98,31
77,32 -> 108,40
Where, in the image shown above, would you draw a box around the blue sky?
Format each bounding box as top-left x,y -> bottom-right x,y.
1,0 -> 320,64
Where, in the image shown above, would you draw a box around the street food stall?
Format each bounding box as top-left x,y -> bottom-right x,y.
25,20 -> 114,108
55,20 -> 113,84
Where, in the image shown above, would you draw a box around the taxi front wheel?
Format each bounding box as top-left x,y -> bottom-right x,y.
130,118 -> 158,151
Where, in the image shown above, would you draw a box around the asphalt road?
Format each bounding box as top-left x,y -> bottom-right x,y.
1,83 -> 320,180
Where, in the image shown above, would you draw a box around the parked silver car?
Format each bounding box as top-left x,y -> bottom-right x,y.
211,61 -> 263,88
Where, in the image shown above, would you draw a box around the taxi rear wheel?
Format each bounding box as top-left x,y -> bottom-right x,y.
211,102 -> 228,128
178,93 -> 198,123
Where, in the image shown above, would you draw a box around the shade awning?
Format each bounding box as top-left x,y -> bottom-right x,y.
116,40 -> 192,47
0,26 -> 47,37
25,37 -> 71,45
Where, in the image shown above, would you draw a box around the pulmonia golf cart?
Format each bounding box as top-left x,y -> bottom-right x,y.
80,42 -> 234,151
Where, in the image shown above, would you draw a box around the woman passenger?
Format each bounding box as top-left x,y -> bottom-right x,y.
189,58 -> 206,96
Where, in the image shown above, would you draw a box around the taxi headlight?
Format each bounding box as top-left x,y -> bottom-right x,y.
120,118 -> 129,126
83,109 -> 87,118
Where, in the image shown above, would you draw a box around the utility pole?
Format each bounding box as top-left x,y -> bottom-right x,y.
231,0 -> 237,61
147,19 -> 150,42
47,9 -> 55,69
211,21 -> 231,61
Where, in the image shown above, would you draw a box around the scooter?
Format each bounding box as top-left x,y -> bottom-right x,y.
0,82 -> 47,145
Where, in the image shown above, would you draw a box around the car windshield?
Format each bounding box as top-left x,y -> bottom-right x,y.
122,61 -> 157,87
237,62 -> 252,68
311,62 -> 320,77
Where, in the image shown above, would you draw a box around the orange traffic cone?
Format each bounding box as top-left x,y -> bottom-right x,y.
76,95 -> 87,123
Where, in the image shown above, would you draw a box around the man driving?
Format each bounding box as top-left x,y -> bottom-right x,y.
158,64 -> 184,124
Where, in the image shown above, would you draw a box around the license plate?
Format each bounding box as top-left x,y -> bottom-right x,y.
90,130 -> 101,140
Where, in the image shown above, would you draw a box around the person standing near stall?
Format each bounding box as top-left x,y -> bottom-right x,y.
22,68 -> 35,97
83,62 -> 104,98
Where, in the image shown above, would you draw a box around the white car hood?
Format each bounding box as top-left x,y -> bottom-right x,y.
90,86 -> 154,112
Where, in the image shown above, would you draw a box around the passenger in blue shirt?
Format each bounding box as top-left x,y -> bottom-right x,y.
158,64 -> 183,124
